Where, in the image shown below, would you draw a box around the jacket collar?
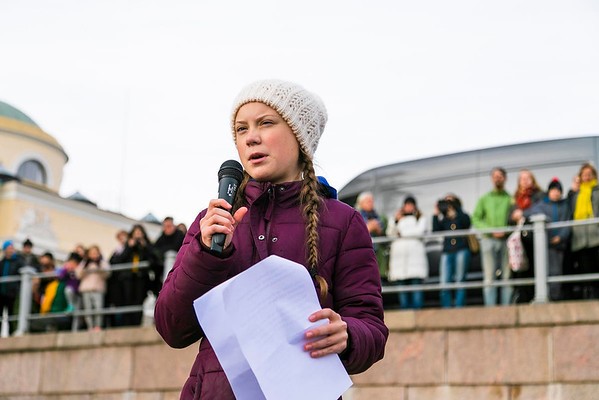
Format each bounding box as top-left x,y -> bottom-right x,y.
245,180 -> 303,209
244,177 -> 337,208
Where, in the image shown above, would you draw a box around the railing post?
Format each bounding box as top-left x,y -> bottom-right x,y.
14,266 -> 37,336
530,214 -> 549,304
163,250 -> 177,284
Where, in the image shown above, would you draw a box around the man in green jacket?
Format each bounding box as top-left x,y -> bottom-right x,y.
472,167 -> 513,306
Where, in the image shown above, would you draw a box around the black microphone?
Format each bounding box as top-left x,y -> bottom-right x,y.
210,160 -> 244,253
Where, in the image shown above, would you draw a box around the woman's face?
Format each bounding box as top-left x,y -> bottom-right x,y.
132,227 -> 144,240
581,167 -> 596,183
234,102 -> 301,184
519,171 -> 534,189
88,247 -> 100,260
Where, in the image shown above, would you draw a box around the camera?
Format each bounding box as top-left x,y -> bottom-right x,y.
437,198 -> 455,216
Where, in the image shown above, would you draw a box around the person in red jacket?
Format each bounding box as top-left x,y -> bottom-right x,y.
154,80 -> 388,399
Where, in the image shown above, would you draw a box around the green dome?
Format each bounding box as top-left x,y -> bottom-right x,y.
0,100 -> 39,127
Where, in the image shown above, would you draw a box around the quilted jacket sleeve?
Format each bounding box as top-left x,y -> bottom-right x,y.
333,210 -> 389,374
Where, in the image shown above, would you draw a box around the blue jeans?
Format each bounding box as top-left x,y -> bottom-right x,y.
392,279 -> 424,309
480,237 -> 512,306
439,249 -> 470,307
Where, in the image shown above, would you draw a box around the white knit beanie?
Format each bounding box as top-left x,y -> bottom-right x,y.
231,79 -> 328,159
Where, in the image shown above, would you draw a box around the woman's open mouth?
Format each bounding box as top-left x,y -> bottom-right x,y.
249,153 -> 267,163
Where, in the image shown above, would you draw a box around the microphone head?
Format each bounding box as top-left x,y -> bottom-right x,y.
218,160 -> 244,182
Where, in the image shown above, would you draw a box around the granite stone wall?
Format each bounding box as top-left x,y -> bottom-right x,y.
1,301 -> 598,399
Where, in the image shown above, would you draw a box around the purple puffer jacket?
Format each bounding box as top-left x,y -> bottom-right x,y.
155,180 -> 388,399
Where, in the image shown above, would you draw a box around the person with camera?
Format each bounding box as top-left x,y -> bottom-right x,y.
432,194 -> 472,308
386,195 -> 429,309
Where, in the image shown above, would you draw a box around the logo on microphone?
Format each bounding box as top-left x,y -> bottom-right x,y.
227,183 -> 238,197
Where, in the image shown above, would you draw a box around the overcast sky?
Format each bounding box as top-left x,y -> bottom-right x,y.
1,0 -> 598,226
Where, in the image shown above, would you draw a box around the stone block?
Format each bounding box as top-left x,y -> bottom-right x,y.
408,385 -> 508,400
129,393 -> 163,400
352,331 -> 445,385
0,352 -> 42,394
510,384 -> 599,400
344,386 -> 405,400
448,327 -> 550,384
558,383 -> 599,400
132,344 -> 197,391
163,391 -> 183,400
0,396 -> 56,400
0,333 -> 57,352
554,325 -> 599,381
384,310 -> 416,331
518,301 -> 599,326
91,395 -> 126,400
40,347 -> 133,393
56,329 -> 104,349
416,305 -> 517,330
103,326 -> 162,346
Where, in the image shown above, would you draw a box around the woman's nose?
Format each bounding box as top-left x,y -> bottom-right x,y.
245,126 -> 261,145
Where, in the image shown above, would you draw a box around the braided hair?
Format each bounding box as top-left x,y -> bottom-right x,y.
232,151 -> 329,300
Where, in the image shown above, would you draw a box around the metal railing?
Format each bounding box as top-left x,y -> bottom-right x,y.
3,217 -> 599,336
377,214 -> 599,305
0,250 -> 177,337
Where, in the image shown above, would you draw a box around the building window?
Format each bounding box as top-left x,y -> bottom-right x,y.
17,159 -> 47,185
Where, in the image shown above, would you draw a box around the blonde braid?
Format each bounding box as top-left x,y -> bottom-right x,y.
300,155 -> 329,300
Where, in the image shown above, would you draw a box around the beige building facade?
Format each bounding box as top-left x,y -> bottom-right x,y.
0,100 -> 160,261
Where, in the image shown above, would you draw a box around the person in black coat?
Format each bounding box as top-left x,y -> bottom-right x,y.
152,217 -> 185,294
1,241 -> 24,334
111,224 -> 158,326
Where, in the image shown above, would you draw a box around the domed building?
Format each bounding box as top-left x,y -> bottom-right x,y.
0,100 -> 160,261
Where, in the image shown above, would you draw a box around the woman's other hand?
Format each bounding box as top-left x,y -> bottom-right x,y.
304,308 -> 348,358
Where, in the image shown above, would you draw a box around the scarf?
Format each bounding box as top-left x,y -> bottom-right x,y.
515,187 -> 536,210
574,179 -> 597,220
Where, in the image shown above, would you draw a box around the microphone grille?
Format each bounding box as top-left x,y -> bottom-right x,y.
218,160 -> 244,181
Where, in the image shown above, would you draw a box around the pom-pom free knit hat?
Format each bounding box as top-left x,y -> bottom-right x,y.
231,80 -> 328,159
2,240 -> 13,251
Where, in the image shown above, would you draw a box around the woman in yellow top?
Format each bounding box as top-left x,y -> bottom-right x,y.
569,163 -> 599,299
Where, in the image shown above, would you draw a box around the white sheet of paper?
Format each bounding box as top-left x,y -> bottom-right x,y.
193,255 -> 352,400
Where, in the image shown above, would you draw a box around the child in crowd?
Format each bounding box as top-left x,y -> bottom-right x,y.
524,178 -> 571,301
58,252 -> 82,312
76,245 -> 111,330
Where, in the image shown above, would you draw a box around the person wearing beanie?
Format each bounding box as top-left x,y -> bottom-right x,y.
523,177 -> 572,301
1,240 -> 24,334
155,79 -> 388,399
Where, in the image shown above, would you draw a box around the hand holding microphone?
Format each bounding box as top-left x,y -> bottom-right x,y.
200,160 -> 247,254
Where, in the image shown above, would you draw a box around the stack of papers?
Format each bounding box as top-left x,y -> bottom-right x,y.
193,255 -> 352,399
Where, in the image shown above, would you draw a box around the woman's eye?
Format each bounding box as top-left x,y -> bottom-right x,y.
235,126 -> 247,134
261,120 -> 273,126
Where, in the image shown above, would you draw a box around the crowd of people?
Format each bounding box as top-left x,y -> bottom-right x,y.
3,162 -> 599,335
358,162 -> 599,309
0,217 -> 187,334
